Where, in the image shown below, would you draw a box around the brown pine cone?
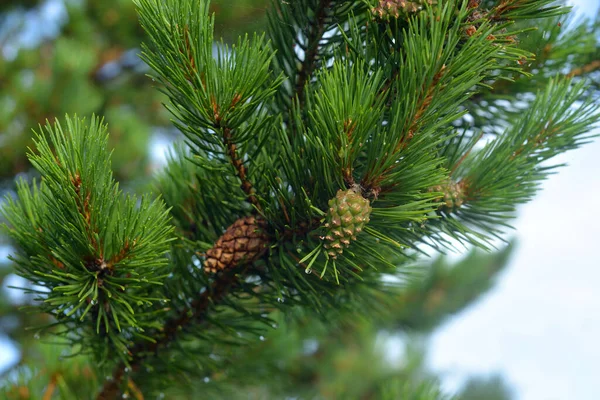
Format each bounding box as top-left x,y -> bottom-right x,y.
204,216 -> 269,274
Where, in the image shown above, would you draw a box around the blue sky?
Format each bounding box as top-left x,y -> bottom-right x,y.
430,136 -> 600,399
428,3 -> 600,399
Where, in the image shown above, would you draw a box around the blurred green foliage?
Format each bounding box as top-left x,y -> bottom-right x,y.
0,0 -> 270,181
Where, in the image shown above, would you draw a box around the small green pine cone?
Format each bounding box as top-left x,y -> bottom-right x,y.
371,0 -> 434,20
429,179 -> 466,211
322,188 -> 372,258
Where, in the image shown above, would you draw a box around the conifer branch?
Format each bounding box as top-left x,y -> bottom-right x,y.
471,58 -> 600,102
488,0 -> 519,21
4,1 -> 599,398
223,126 -> 261,211
396,65 -> 447,153
362,64 -> 447,194
429,78 -> 599,247
568,59 -> 600,78
209,90 -> 260,210
97,270 -> 240,399
294,0 -> 332,108
488,0 -> 563,22
450,132 -> 483,175
98,211 -> 320,397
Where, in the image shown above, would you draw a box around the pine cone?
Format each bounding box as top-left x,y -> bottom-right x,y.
371,0 -> 434,19
429,179 -> 466,211
323,188 -> 372,258
204,216 -> 269,273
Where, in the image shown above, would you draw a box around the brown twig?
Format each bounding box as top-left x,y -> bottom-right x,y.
127,378 -> 145,400
361,64 -> 447,193
471,57 -> 600,103
223,127 -> 261,211
488,0 -> 522,22
567,59 -> 600,78
399,65 -> 447,152
41,374 -> 57,400
209,95 -> 261,212
342,118 -> 357,186
294,0 -> 332,109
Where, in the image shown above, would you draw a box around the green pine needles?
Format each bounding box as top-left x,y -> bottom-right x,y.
2,0 -> 599,398
2,116 -> 174,360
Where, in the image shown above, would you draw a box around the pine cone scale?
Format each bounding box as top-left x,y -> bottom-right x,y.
204,216 -> 269,273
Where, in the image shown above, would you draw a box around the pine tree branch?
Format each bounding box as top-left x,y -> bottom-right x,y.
488,0 -> 563,22
429,78 -> 599,247
222,126 -> 261,211
210,92 -> 261,211
97,209 -> 323,398
567,59 -> 600,78
470,58 -> 600,103
41,373 -> 58,400
488,0 -> 519,21
397,65 -> 447,153
361,64 -> 447,194
96,269 -> 240,399
294,0 -> 332,109
6,2 -> 597,397
450,132 -> 482,175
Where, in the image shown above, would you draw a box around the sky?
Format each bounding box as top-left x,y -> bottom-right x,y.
430,136 -> 600,399
428,3 -> 600,399
1,1 -> 600,398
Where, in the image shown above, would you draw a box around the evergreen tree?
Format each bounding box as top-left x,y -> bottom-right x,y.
1,0 -> 599,398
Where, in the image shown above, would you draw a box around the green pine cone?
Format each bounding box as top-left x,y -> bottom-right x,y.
371,0 -> 434,20
429,178 -> 466,211
323,188 -> 372,258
